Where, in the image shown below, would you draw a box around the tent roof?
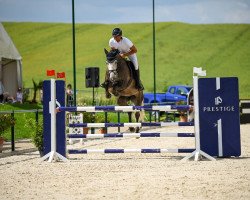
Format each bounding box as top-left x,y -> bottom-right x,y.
0,23 -> 21,60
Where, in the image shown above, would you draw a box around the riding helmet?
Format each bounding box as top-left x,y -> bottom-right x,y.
112,28 -> 122,36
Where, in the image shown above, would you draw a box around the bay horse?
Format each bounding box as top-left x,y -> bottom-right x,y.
103,48 -> 144,133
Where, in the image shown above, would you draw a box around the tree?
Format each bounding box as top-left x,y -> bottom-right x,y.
32,79 -> 43,103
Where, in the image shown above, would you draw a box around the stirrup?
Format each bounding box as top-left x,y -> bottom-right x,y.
106,93 -> 111,99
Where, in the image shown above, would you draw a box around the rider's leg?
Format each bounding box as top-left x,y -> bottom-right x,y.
129,56 -> 144,90
134,69 -> 144,90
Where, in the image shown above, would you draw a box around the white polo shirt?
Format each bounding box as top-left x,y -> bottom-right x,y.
109,37 -> 139,69
109,37 -> 133,53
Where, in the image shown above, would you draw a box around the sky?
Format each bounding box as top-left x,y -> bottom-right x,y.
0,0 -> 250,24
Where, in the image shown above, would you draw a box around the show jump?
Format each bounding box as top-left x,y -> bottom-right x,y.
41,67 -> 241,162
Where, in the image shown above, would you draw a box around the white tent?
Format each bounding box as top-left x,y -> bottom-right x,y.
0,22 -> 23,98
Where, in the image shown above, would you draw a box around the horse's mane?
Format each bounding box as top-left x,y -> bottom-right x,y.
106,49 -> 120,62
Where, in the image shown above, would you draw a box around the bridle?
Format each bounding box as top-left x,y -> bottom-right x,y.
106,59 -> 118,83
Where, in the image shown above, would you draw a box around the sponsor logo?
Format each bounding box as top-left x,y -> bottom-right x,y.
203,106 -> 235,112
203,96 -> 235,112
215,96 -> 222,105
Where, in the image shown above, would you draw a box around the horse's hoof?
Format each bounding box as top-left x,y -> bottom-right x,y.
135,127 -> 140,133
106,93 -> 111,99
129,127 -> 135,132
113,91 -> 119,96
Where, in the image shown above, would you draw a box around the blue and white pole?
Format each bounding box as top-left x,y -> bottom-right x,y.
182,67 -> 216,161
41,79 -> 67,162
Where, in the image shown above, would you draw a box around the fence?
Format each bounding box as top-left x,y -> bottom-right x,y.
240,99 -> 250,124
0,109 -> 43,151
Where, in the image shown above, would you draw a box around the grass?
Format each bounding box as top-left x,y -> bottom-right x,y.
2,22 -> 250,98
1,21 -> 249,140
0,103 -> 43,141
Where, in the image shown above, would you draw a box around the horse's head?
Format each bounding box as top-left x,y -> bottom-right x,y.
104,48 -> 121,83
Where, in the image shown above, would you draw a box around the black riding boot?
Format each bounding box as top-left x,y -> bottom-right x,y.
134,69 -> 144,90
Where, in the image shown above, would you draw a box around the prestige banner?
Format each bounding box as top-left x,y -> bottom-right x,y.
199,77 -> 241,157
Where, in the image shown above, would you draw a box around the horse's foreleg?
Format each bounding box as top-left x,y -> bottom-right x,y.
128,112 -> 132,122
102,70 -> 111,98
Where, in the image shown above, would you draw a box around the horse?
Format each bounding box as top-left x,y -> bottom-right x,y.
103,48 -> 144,133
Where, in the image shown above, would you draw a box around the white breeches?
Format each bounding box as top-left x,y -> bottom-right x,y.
128,54 -> 139,70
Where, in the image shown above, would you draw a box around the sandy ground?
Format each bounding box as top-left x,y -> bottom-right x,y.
0,125 -> 249,200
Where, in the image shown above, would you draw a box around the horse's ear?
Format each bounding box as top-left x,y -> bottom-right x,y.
104,48 -> 109,55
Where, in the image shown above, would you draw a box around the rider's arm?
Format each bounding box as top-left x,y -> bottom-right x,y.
120,45 -> 137,58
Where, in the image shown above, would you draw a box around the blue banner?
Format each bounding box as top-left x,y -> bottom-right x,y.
43,80 -> 66,157
199,77 -> 241,157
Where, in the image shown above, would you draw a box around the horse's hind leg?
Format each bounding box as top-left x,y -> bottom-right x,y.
134,112 -> 140,133
117,96 -> 135,132
131,91 -> 144,133
128,112 -> 135,132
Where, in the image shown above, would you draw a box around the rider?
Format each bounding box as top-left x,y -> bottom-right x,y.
101,28 -> 144,90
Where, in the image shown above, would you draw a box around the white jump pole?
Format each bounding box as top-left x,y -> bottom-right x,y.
41,79 -> 67,162
182,67 -> 216,161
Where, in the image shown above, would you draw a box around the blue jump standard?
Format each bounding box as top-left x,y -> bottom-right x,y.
68,148 -> 195,154
58,105 -> 191,112
67,132 -> 195,138
68,122 -> 194,128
